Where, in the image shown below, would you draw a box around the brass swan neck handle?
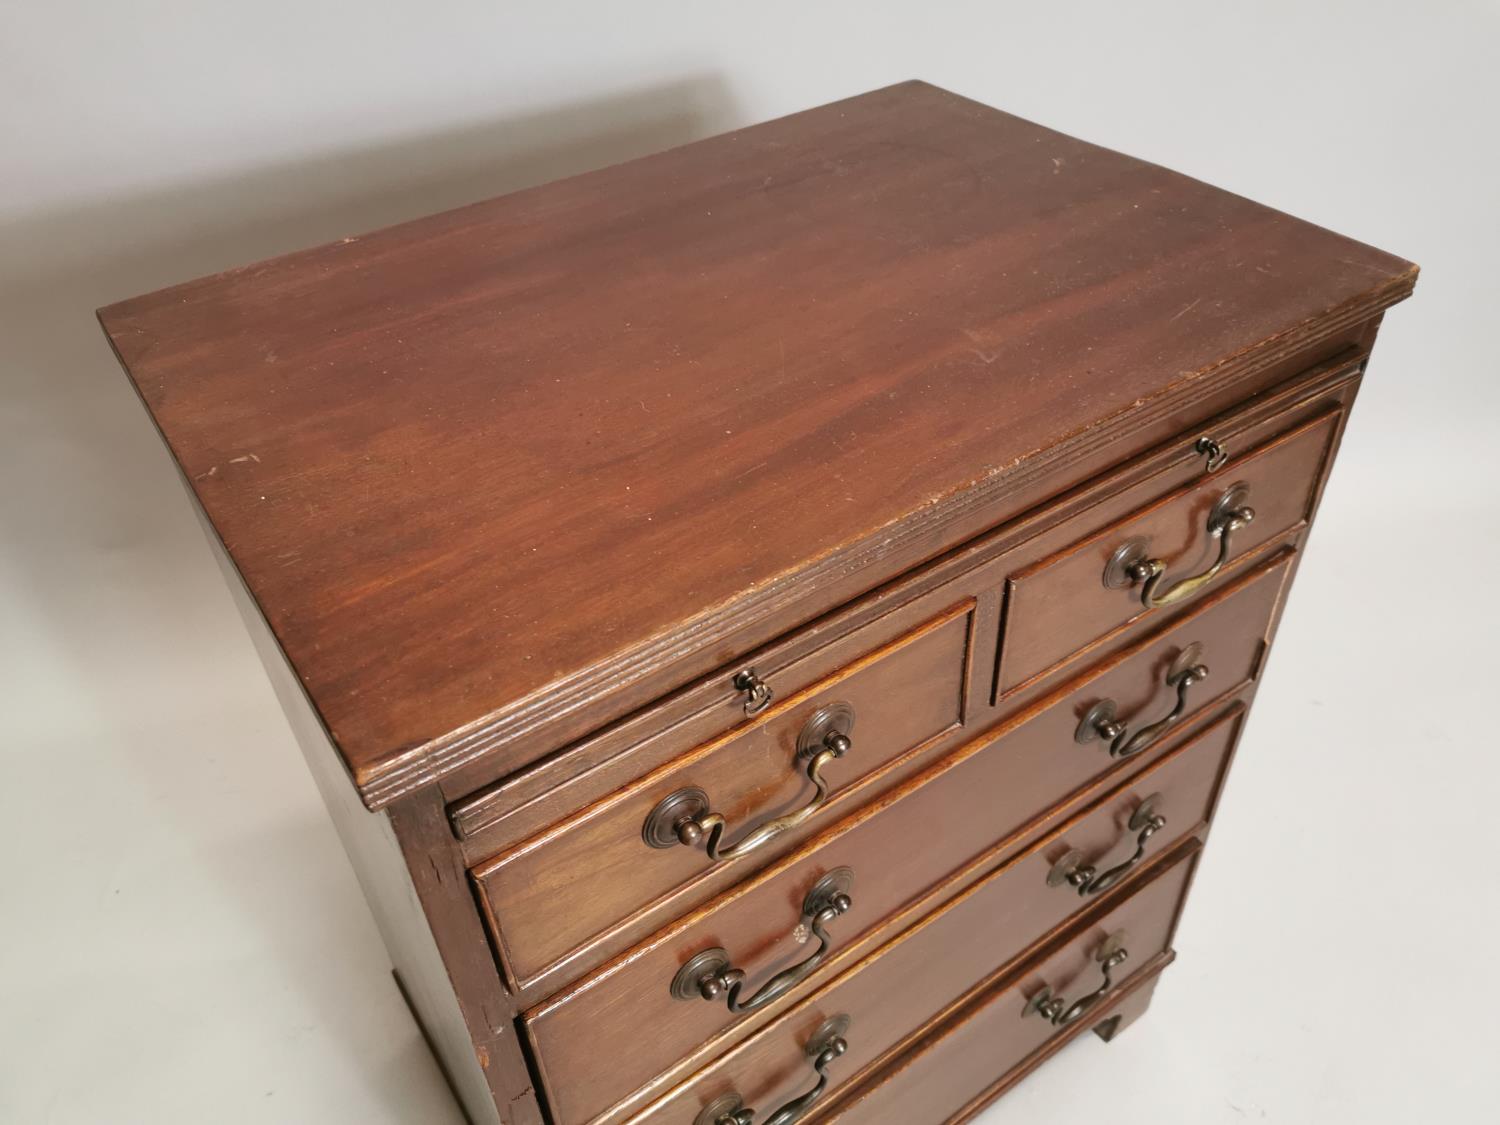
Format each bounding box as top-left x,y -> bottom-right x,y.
1105,482 -> 1255,609
1075,644 -> 1209,760
645,703 -> 855,864
672,869 -> 855,1016
1025,933 -> 1131,1028
1047,795 -> 1168,896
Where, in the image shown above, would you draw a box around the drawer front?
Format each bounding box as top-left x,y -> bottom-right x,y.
527,693 -> 1242,1124
814,955 -> 1168,1123
998,407 -> 1338,696
475,601 -> 974,986
635,840 -> 1198,1125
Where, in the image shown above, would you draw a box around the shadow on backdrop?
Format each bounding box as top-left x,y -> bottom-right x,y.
0,73 -> 738,1119
2,70 -> 740,655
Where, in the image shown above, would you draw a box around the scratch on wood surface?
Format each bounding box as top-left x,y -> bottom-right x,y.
961,326 -> 1001,364
1336,256 -> 1391,275
1169,297 -> 1202,322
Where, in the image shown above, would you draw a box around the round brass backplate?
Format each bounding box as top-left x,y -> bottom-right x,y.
1168,641 -> 1205,683
796,701 -> 855,759
694,1092 -> 745,1125
805,1013 -> 852,1058
802,867 -> 855,919
1097,930 -> 1130,962
671,947 -> 731,1001
1210,481 -> 1253,525
1103,537 -> 1151,589
1046,849 -> 1086,887
1074,699 -> 1117,744
643,787 -> 710,849
1129,793 -> 1164,831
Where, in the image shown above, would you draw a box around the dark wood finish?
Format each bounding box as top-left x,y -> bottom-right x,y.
475,599 -> 974,987
631,844 -> 1199,1125
98,80 -> 1415,808
445,361 -> 1354,1013
446,348 -> 1360,847
528,703 -> 1243,1123
476,535 -> 1283,1004
101,84 -> 1415,1125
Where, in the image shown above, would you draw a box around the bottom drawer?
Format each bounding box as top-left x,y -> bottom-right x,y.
642,839 -> 1199,1124
818,961 -> 1170,1124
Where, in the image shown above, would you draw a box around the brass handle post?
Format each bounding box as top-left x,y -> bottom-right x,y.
672,870 -> 854,1015
1024,933 -> 1131,1028
694,1016 -> 851,1125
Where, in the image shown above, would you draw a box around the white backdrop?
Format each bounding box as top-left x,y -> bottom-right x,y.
3,3 -> 1497,1122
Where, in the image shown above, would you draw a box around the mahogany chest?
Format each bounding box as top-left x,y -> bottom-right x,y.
99,82 -> 1416,1124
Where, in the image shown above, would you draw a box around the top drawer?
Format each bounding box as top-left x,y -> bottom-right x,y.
996,407 -> 1339,696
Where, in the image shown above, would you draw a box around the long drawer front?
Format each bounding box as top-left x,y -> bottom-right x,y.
812,946 -> 1171,1123
524,554 -> 1285,1124
643,841 -> 1199,1124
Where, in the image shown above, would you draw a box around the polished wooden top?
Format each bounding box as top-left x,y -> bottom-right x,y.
99,81 -> 1415,802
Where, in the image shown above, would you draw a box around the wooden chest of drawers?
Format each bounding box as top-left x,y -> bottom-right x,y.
99,82 -> 1416,1124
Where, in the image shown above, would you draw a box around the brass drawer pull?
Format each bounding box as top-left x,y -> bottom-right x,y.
1105,482 -> 1255,608
1025,932 -> 1130,1028
1047,795 -> 1167,896
673,870 -> 854,1015
1075,644 -> 1208,759
643,703 -> 854,863
734,668 -> 775,717
693,1015 -> 851,1125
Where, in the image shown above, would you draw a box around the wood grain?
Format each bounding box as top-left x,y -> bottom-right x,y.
444,351 -> 1360,849
96,80 -> 1416,805
999,405 -> 1340,696
527,703 -> 1241,1123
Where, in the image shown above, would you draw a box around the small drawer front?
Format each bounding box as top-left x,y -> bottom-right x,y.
475,601 -> 973,987
998,408 -> 1338,697
526,691 -> 1241,1125
639,840 -> 1198,1125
